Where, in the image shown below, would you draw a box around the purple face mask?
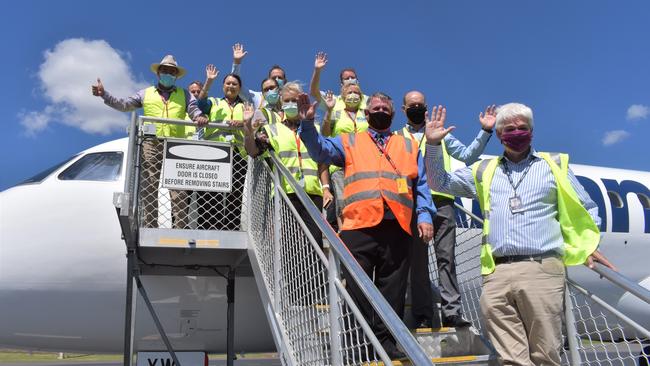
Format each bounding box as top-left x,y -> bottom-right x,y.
500,130 -> 532,152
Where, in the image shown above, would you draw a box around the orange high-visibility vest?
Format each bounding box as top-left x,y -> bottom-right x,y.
340,130 -> 420,234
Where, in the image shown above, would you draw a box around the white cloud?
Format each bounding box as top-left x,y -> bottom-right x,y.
20,38 -> 148,135
602,130 -> 630,146
626,104 -> 649,121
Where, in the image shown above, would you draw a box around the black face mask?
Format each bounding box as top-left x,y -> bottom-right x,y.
406,106 -> 427,125
368,111 -> 393,130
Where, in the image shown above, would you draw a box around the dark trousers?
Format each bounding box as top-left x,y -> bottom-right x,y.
410,197 -> 462,322
287,193 -> 323,248
340,219 -> 411,348
433,197 -> 461,318
409,219 -> 434,323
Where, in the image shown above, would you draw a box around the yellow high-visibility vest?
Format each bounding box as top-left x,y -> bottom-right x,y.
472,152 -> 600,275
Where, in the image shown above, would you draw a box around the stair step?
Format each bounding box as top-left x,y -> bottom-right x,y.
412,326 -> 492,360
362,354 -> 491,365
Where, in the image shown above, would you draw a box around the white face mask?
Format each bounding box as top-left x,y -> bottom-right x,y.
282,101 -> 299,118
342,77 -> 358,86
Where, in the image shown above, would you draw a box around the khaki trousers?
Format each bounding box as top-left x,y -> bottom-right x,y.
480,256 -> 565,366
141,139 -> 189,229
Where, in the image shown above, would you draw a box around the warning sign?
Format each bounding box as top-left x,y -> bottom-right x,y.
161,139 -> 233,192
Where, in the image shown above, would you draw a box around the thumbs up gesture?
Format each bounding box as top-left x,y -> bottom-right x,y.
91,78 -> 104,97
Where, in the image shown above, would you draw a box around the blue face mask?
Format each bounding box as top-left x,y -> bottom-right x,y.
264,88 -> 280,105
274,77 -> 285,88
159,73 -> 176,88
282,102 -> 298,118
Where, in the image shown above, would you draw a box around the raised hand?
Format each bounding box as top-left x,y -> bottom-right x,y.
425,105 -> 455,145
243,102 -> 256,135
91,78 -> 104,97
314,52 -> 328,70
298,93 -> 318,121
479,104 -> 497,131
205,64 -> 219,81
232,43 -> 248,64
324,90 -> 336,110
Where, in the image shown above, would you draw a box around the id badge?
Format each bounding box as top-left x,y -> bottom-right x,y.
396,178 -> 409,194
509,195 -> 524,213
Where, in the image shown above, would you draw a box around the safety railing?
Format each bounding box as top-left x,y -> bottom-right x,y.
247,152 -> 433,366
133,116 -> 248,232
430,202 -> 650,366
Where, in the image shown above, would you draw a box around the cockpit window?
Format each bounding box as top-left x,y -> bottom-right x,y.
58,152 -> 123,181
18,155 -> 79,185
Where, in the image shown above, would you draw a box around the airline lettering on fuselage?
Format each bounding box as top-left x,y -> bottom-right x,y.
460,176 -> 650,234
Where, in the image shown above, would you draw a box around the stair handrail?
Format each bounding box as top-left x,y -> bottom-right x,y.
267,152 -> 433,365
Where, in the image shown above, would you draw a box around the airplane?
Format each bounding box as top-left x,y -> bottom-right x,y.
0,137 -> 648,357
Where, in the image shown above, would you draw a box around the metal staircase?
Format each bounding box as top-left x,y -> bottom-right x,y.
115,115 -> 649,365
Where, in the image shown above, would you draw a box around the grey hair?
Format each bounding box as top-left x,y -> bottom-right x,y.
280,81 -> 303,96
367,92 -> 394,112
495,103 -> 534,131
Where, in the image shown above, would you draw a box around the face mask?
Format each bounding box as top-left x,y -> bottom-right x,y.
282,101 -> 298,118
368,111 -> 392,130
159,73 -> 176,88
264,88 -> 280,105
406,106 -> 427,125
344,93 -> 361,108
500,130 -> 532,152
274,77 -> 285,88
342,77 -> 358,86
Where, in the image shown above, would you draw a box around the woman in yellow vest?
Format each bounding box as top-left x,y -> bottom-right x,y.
242,82 -> 332,248
257,77 -> 283,125
197,73 -> 248,231
320,83 -> 368,230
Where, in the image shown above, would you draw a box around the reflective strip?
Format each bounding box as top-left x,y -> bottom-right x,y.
268,123 -> 278,136
343,189 -> 412,209
344,190 -> 381,206
277,150 -> 312,160
395,130 -> 412,154
278,151 -> 298,159
286,166 -> 318,176
476,158 -> 494,184
333,110 -> 341,121
482,235 -> 488,245
382,190 -> 413,208
549,152 -> 561,166
348,133 -> 356,147
344,171 -> 402,185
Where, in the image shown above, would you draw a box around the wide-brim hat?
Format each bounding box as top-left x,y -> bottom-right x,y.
150,55 -> 187,79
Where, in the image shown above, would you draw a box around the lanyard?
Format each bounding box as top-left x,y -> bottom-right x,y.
368,132 -> 402,176
158,92 -> 170,118
346,110 -> 358,132
293,130 -> 303,170
501,156 -> 533,195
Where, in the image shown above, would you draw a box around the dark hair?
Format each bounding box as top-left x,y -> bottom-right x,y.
260,77 -> 279,90
188,80 -> 203,89
223,73 -> 242,86
339,68 -> 357,82
267,65 -> 285,78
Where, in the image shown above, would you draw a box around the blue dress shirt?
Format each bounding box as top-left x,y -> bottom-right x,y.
301,120 -> 436,225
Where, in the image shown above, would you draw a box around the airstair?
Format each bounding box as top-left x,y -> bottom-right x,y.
115,115 -> 650,366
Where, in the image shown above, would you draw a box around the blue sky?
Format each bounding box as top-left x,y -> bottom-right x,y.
2,0 -> 649,190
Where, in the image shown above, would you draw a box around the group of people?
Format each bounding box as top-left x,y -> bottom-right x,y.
92,44 -> 616,365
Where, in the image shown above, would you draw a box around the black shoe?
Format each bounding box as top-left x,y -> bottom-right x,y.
414,318 -> 433,329
382,341 -> 407,360
386,348 -> 407,360
443,315 -> 472,328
